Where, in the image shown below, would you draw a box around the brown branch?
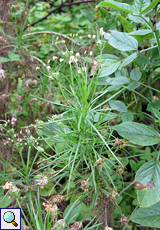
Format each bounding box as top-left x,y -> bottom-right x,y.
24,0 -> 97,32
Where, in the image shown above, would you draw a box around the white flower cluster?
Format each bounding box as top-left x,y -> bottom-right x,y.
0,69 -> 5,80
69,55 -> 78,64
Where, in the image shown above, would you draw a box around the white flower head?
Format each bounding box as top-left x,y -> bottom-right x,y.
97,40 -> 102,45
59,58 -> 64,62
63,51 -> 67,56
53,72 -> 59,76
100,27 -> 105,36
0,69 -> 5,80
89,51 -> 93,56
53,56 -> 58,60
76,52 -> 80,57
69,55 -> 75,64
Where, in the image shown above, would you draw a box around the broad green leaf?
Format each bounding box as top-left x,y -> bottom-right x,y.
96,0 -> 135,13
128,14 -> 149,25
109,100 -> 127,112
156,22 -> 160,30
62,16 -> 71,22
152,108 -> 160,121
55,142 -> 64,153
106,31 -> 138,51
94,112 -> 117,122
130,68 -> 142,81
135,160 -> 160,207
21,218 -> 26,227
130,201 -> 160,227
106,76 -> 130,85
63,202 -> 88,222
40,45 -> 48,55
0,189 -> 12,208
147,100 -> 160,112
8,51 -> 20,61
107,85 -> 122,91
133,33 -> 153,42
41,123 -> 61,136
80,9 -> 93,22
127,82 -> 141,90
133,0 -> 151,14
151,60 -> 160,66
99,61 -> 121,77
120,52 -> 138,68
113,122 -> 160,146
40,181 -> 56,196
115,69 -> 126,77
96,54 -> 120,66
81,57 -> 92,63
121,112 -> 134,122
118,14 -> 133,33
141,0 -> 159,14
0,57 -> 10,63
97,77 -> 109,85
136,53 -> 150,68
129,29 -> 152,36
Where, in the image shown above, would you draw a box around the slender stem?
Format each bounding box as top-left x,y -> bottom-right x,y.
154,29 -> 160,55
139,15 -> 160,55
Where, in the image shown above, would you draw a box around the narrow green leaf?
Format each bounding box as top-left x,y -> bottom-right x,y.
130,68 -> 142,81
99,61 -> 121,77
152,108 -> 160,120
129,29 -> 152,35
133,0 -> 151,14
113,122 -> 160,146
135,160 -> 160,207
128,14 -> 149,25
80,9 -> 93,22
141,0 -> 159,14
130,201 -> 160,227
109,100 -> 127,112
120,52 -> 138,68
106,31 -> 138,51
96,0 -> 135,13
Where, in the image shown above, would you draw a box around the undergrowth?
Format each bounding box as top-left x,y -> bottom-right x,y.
0,0 -> 160,229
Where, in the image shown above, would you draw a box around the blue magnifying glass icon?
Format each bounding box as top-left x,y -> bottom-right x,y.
3,211 -> 18,227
